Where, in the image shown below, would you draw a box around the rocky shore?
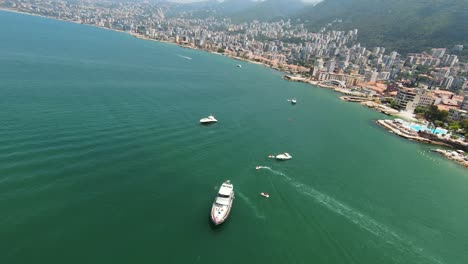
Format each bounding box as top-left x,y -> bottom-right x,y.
432,149 -> 468,167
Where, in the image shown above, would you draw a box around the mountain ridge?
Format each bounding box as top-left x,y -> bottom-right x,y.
295,0 -> 468,56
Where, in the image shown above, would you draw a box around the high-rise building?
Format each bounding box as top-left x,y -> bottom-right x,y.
430,48 -> 446,58
310,58 -> 324,77
462,94 -> 468,111
395,88 -> 436,113
325,59 -> 336,73
365,70 -> 379,82
447,55 -> 459,67
444,76 -> 454,90
378,72 -> 391,80
314,58 -> 324,69
372,47 -> 380,54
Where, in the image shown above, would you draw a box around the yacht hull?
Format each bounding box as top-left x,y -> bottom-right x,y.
210,181 -> 234,225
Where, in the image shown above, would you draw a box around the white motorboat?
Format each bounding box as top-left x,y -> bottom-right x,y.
200,115 -> 217,124
260,192 -> 270,198
237,64 -> 242,68
275,153 -> 292,160
211,180 -> 234,225
291,98 -> 297,104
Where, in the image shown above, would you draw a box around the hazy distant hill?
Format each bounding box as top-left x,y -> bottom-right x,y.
295,0 -> 468,56
168,0 -> 305,21
230,0 -> 305,22
218,0 -> 256,15
166,0 -> 468,57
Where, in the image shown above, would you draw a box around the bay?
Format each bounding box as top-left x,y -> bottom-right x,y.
0,10 -> 467,264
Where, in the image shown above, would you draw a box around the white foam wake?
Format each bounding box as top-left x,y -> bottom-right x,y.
237,191 -> 265,220
260,167 -> 444,264
177,54 -> 192,60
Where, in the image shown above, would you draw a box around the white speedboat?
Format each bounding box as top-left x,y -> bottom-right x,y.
275,153 -> 292,160
291,98 -> 297,104
260,192 -> 270,198
237,64 -> 242,68
211,180 -> 234,225
200,115 -> 217,124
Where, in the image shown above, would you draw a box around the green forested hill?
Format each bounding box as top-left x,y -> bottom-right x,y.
297,0 -> 468,56
296,0 -> 468,56
170,0 -> 468,58
230,0 -> 305,22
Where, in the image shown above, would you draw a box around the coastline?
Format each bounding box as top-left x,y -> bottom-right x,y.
0,8 -> 130,35
0,8 -> 315,83
0,8 -> 291,74
2,8 -> 467,168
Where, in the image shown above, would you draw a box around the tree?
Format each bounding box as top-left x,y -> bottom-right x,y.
424,105 -> 448,132
460,119 -> 468,131
459,119 -> 468,138
414,106 -> 427,114
217,48 -> 225,53
448,121 -> 460,131
389,99 -> 399,110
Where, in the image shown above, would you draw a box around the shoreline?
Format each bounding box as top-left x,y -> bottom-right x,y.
2,8 -> 467,168
0,8 -> 296,74
431,149 -> 468,167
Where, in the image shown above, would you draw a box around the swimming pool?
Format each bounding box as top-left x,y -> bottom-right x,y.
406,123 -> 448,135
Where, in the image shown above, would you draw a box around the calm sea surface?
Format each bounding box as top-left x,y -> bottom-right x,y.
0,11 -> 467,264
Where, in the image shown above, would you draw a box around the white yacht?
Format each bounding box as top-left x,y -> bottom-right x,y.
275,153 -> 292,160
200,115 -> 218,124
291,98 -> 297,104
211,180 -> 234,225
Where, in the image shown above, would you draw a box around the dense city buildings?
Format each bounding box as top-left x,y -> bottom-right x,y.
1,0 -> 467,117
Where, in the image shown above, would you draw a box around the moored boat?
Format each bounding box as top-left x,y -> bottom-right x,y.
291,98 -> 297,104
211,180 -> 234,225
200,115 -> 217,124
260,192 -> 269,198
275,153 -> 292,160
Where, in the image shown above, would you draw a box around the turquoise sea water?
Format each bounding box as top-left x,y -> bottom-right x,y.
0,11 -> 467,264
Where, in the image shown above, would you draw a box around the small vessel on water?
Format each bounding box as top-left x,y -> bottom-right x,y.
178,55 -> 192,60
291,98 -> 297,104
274,153 -> 292,160
260,192 -> 270,198
237,64 -> 242,68
200,115 -> 218,124
211,180 -> 235,225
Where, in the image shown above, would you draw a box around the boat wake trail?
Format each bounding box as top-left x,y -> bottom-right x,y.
237,192 -> 265,220
260,167 -> 444,264
177,54 -> 192,60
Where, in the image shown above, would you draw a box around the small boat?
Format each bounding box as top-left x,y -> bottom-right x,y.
256,166 -> 265,170
268,155 -> 275,159
178,55 -> 192,60
260,192 -> 269,198
291,98 -> 297,104
211,180 -> 234,225
237,64 -> 242,68
275,153 -> 292,160
200,115 -> 217,124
